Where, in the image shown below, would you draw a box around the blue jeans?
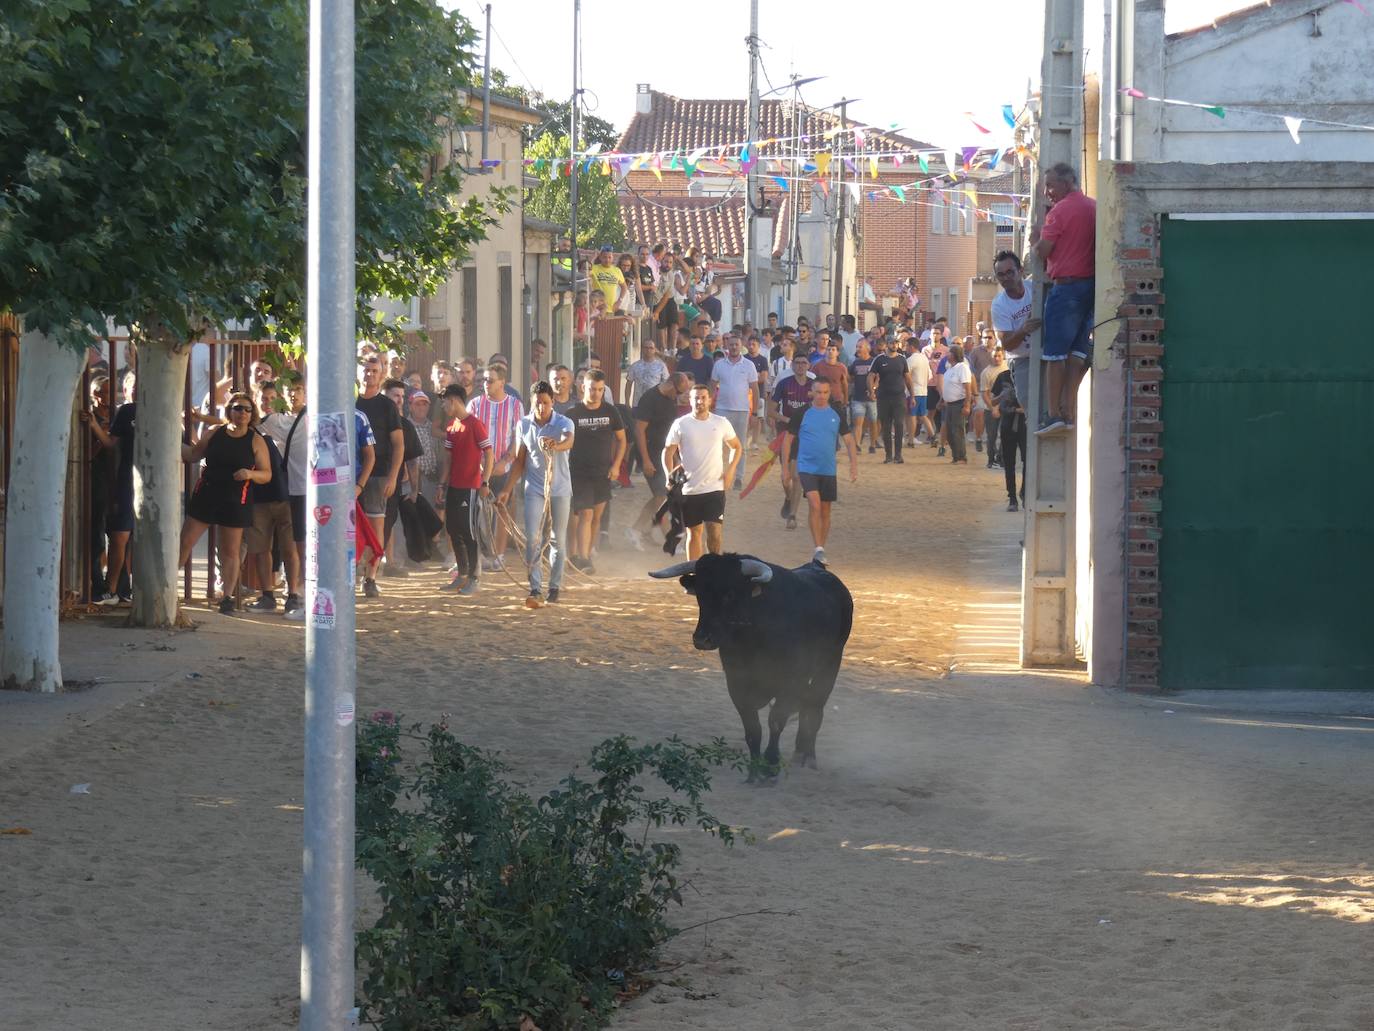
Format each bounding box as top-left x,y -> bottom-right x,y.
524,492 -> 570,594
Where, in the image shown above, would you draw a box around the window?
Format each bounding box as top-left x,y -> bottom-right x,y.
991,202 -> 1014,235
965,202 -> 975,236
931,290 -> 942,319
931,196 -> 943,234
498,265 -> 513,360
947,288 -> 959,333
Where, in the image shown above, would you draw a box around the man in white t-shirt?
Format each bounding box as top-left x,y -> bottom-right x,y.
940,343 -> 974,464
663,383 -> 743,560
709,336 -> 758,490
837,314 -> 862,366
903,334 -> 936,445
991,250 -> 1042,416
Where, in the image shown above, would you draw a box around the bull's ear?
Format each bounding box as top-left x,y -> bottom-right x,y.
679,574 -> 697,595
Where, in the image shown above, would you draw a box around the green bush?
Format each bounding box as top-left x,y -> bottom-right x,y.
355,712 -> 742,1030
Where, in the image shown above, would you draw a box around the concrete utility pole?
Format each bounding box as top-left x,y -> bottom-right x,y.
480,4 -> 491,165
300,0 -> 356,1024
569,0 -> 581,297
831,98 -> 849,320
745,0 -> 761,325
1021,0 -> 1084,666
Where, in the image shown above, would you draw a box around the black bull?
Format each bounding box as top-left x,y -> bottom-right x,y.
649,553 -> 853,778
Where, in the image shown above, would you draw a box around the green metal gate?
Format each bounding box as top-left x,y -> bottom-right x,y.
1160,216 -> 1374,690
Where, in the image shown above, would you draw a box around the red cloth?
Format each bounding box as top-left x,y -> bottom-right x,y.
356,501 -> 385,558
1042,189 -> 1097,280
443,413 -> 491,489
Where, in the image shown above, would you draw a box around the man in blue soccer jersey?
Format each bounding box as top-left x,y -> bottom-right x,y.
778,378 -> 858,567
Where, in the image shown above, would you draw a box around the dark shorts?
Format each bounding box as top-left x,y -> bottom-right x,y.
570,467 -> 612,511
799,472 -> 837,503
290,494 -> 307,543
681,490 -> 725,528
1042,278 -> 1095,362
187,480 -> 253,529
657,299 -> 679,328
107,486 -> 135,534
359,476 -> 386,518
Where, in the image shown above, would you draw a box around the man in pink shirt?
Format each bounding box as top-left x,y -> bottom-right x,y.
1032,162 -> 1097,433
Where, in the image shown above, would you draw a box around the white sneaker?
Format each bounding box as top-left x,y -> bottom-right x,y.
624,527 -> 647,552
813,547 -> 827,567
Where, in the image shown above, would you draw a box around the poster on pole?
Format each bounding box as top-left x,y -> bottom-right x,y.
310,412 -> 353,486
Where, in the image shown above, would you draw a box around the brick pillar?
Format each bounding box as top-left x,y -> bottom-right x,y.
1117,229 -> 1164,690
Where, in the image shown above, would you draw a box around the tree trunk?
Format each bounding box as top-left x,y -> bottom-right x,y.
128,336 -> 191,627
1,332 -> 85,692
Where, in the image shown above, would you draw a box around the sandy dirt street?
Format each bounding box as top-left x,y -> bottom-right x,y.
3,438 -> 1372,1030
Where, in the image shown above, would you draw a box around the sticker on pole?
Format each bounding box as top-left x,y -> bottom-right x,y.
309,412 -> 353,486
336,695 -> 355,728
310,587 -> 336,629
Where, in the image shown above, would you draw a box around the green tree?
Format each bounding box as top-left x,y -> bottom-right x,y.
0,0 -> 501,671
524,133 -> 625,250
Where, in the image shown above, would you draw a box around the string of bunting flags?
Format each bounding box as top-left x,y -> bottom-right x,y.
1120,87 -> 1374,144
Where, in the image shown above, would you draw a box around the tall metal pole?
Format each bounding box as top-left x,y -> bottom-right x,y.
831,98 -> 848,320
568,0 -> 581,304
480,4 -> 491,165
302,0 -> 357,1028
301,0 -> 356,1024
744,0 -> 760,325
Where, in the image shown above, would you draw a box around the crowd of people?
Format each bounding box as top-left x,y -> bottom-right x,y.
82,218 -> 1072,616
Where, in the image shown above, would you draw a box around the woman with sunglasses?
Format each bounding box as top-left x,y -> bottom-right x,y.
178,391 -> 272,614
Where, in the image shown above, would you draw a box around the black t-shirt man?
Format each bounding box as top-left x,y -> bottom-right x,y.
869,352 -> 910,399
356,392 -> 401,472
566,401 -> 625,473
675,349 -> 715,388
848,354 -> 876,401
634,385 -> 679,465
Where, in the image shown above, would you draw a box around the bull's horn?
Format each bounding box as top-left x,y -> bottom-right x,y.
648,561 -> 697,579
739,558 -> 773,584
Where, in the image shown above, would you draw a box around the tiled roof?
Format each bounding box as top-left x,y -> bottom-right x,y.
976,171 -> 1018,195
618,192 -> 794,259
617,90 -> 936,158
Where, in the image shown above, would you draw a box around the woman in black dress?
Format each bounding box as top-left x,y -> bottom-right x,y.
178,392 -> 272,614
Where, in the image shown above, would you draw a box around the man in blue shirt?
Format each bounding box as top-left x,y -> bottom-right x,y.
778,379 -> 858,567
499,381 -> 575,607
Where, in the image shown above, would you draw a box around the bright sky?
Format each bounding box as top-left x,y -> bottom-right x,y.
445,0 -> 1253,151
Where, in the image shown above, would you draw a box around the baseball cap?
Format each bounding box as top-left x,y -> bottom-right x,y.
598,244 -> 614,252
409,391 -> 430,403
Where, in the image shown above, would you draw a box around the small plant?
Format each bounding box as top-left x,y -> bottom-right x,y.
355,712 -> 742,1030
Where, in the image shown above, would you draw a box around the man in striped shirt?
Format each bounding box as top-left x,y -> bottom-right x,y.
467,363 -> 524,571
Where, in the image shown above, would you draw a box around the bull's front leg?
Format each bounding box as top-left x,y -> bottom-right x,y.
731,695 -> 764,782
764,699 -> 797,779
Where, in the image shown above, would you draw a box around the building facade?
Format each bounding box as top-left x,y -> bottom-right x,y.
1089,0 -> 1374,690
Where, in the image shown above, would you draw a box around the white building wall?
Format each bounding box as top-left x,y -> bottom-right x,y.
1133,0 -> 1374,163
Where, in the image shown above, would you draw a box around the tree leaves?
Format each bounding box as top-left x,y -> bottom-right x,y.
0,0 -> 501,349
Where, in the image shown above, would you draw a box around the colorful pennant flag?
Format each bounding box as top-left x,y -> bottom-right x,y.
917,152 -> 929,173
966,113 -> 992,135
772,176 -> 790,192
868,156 -> 879,179
816,152 -> 832,176
1284,116 -> 1303,144
1002,104 -> 1016,128
892,185 -> 906,203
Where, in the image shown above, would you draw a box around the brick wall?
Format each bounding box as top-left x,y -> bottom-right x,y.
1116,217 -> 1166,691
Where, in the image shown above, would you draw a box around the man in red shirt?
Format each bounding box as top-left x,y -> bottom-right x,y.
1032,162 -> 1097,433
437,384 -> 494,595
